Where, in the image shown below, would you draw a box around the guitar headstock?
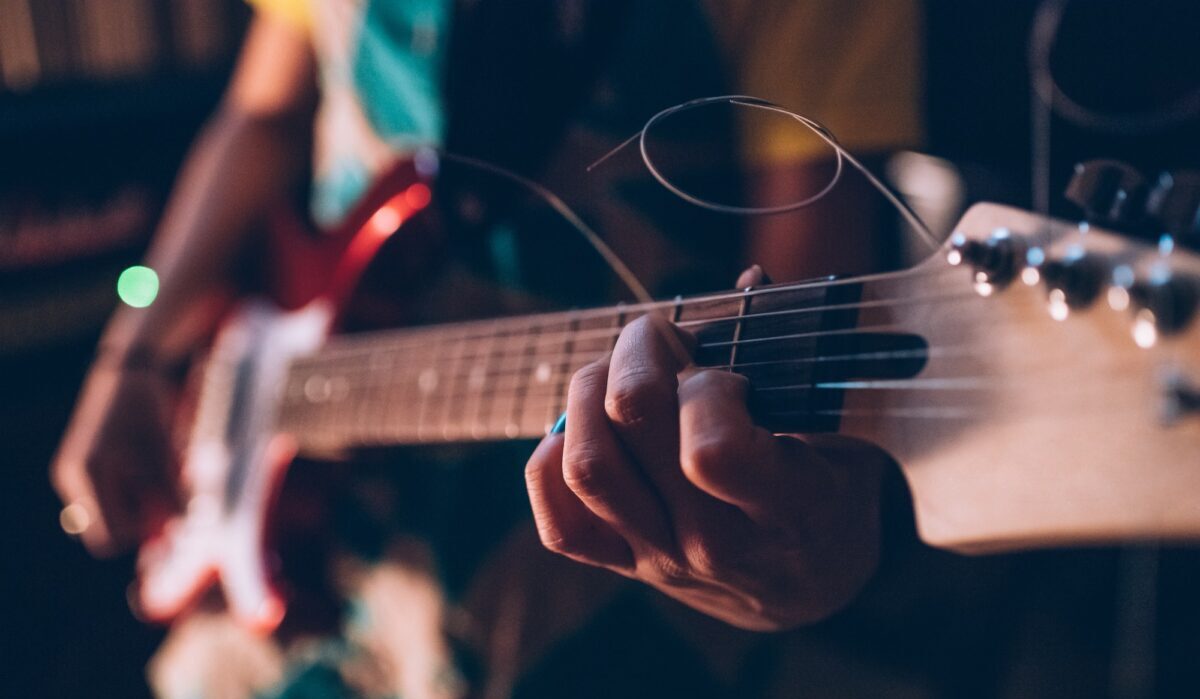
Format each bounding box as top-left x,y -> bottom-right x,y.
842,202 -> 1200,553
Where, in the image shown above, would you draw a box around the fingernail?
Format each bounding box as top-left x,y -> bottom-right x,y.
550,412 -> 567,434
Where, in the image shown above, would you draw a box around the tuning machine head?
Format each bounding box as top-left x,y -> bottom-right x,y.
1128,269 -> 1195,345
1037,246 -> 1110,320
1065,159 -> 1150,230
947,228 -> 1025,296
1146,170 -> 1200,250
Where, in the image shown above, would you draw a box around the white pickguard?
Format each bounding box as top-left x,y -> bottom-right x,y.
137,299 -> 332,631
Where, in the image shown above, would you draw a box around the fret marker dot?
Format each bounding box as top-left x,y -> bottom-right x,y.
304,375 -> 332,402
419,369 -> 439,393
469,367 -> 486,388
535,362 -> 551,383
505,423 -> 519,438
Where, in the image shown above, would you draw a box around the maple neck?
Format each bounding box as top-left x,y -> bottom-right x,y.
276,276 -> 928,452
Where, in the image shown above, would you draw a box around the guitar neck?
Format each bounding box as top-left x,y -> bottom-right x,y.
276,274 -> 927,453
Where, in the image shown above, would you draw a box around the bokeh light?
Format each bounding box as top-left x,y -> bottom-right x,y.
117,265 -> 159,308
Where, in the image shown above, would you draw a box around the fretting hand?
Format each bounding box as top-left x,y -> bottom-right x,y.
525,267 -> 887,630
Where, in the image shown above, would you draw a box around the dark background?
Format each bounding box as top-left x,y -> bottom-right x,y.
3,1 -> 1199,697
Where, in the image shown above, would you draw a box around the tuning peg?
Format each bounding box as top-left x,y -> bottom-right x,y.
1145,170 -> 1200,248
1065,159 -> 1149,227
947,229 -> 1024,295
1127,268 -> 1199,338
1037,247 -> 1108,320
1159,371 -> 1200,425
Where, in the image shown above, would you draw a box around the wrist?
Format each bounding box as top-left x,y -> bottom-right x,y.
92,344 -> 174,374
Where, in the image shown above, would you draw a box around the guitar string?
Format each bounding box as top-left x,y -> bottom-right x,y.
303,262 -> 965,361
274,342 -> 979,437
277,315 -> 1120,437
299,283 -> 977,368
293,278 -> 986,377
285,323 -> 934,395
296,409 -> 955,445
281,291 -> 1048,391
279,336 -> 1120,439
276,307 -> 1074,417
292,383 -> 1144,444
282,309 -> 1144,441
283,352 -> 1103,421
290,361 -> 1142,436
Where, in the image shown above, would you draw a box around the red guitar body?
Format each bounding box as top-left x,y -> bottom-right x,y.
135,156 -> 435,633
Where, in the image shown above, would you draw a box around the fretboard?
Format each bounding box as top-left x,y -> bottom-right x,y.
276,279 -> 926,453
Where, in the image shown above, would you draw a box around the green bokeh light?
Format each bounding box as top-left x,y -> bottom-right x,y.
117,265 -> 159,308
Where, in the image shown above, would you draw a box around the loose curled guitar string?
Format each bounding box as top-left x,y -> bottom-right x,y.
587,95 -> 941,251
436,151 -> 656,308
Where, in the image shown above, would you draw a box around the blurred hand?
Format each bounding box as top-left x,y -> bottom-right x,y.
51,363 -> 181,556
525,267 -> 886,630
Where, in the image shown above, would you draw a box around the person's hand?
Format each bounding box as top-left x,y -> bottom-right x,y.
525,268 -> 886,630
51,362 -> 181,556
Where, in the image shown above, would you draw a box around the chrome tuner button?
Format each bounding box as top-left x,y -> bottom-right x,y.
1064,159 -> 1149,228
1128,270 -> 1199,336
1159,371 -> 1200,426
948,229 -> 1023,296
1038,248 -> 1107,320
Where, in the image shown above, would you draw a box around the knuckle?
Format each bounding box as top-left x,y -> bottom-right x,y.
569,361 -> 607,397
535,519 -> 588,559
681,437 -> 739,486
681,539 -> 724,579
605,371 -> 671,427
561,446 -> 612,499
643,552 -> 694,587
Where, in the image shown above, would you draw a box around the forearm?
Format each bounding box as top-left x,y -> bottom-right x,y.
99,106 -> 312,362
100,14 -> 316,364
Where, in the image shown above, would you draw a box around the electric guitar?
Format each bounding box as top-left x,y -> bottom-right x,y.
134,156 -> 1200,633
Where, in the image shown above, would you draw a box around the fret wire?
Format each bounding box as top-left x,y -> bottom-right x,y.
474,321 -> 501,438
550,312 -> 579,429
510,321 -> 541,438
612,302 -> 626,352
727,287 -> 751,371
438,334 -> 468,440
414,331 -> 440,440
374,343 -> 403,441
